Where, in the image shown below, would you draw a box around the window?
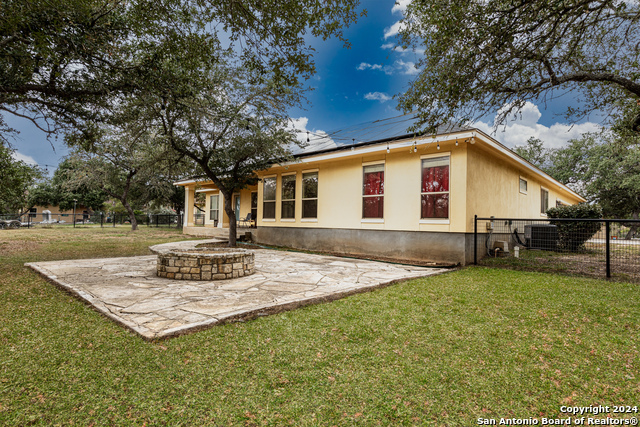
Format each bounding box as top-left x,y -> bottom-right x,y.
251,192 -> 258,223
302,172 -> 318,219
263,177 -> 276,219
541,188 -> 549,214
209,195 -> 219,222
519,177 -> 528,194
363,164 -> 384,219
281,174 -> 296,219
421,156 -> 449,219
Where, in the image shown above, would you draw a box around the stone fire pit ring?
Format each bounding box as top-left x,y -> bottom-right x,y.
154,247 -> 255,281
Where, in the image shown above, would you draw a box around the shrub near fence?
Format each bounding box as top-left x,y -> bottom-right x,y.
547,204 -> 602,251
474,216 -> 640,283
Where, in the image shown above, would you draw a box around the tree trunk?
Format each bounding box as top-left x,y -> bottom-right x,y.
625,212 -> 639,239
122,199 -> 138,231
222,190 -> 237,247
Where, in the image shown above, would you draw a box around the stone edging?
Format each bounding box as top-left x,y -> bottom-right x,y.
156,248 -> 255,280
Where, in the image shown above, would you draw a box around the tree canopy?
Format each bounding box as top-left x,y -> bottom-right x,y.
512,137 -> 549,171
147,61 -> 299,245
0,0 -> 363,140
65,124 -> 190,230
398,0 -> 640,133
515,126 -> 640,222
0,142 -> 43,214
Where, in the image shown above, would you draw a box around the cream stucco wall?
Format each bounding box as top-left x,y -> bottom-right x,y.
197,186 -> 256,228
256,138 -> 466,233
178,132 -> 584,235
465,142 -> 584,231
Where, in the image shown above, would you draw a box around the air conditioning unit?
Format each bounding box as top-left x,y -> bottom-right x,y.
524,224 -> 558,251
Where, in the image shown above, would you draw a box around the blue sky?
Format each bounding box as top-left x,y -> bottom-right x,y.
8,0 -> 603,172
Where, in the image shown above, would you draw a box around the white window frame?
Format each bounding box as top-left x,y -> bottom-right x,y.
362,161 -> 385,222
209,194 -> 219,222
280,172 -> 296,221
419,153 -> 450,224
262,175 -> 277,221
301,169 -> 318,221
540,187 -> 549,216
519,176 -> 528,195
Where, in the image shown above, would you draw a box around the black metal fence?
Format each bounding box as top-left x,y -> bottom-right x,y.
193,213 -> 205,226
474,216 -> 640,282
0,212 -> 183,229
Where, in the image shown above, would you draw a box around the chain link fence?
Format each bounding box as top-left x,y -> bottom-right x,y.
474,216 -> 640,282
0,212 -> 183,229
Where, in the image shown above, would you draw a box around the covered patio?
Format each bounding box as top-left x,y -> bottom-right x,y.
178,179 -> 258,237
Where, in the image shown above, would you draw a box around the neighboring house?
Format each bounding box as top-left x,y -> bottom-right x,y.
25,205 -> 92,222
175,127 -> 585,265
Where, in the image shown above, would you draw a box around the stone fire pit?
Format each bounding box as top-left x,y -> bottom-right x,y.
153,246 -> 254,281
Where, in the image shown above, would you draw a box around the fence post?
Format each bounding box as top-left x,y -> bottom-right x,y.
28,214 -> 31,229
474,215 -> 478,265
605,220 -> 611,279
101,213 -> 104,228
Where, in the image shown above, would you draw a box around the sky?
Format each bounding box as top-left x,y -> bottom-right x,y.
7,0 -> 604,173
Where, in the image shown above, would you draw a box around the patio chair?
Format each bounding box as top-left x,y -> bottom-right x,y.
238,213 -> 252,228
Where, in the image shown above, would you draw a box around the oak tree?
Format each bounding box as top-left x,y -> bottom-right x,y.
397,0 -> 640,133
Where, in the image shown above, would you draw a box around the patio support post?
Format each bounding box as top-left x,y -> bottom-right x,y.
474,215 -> 478,265
605,220 -> 611,279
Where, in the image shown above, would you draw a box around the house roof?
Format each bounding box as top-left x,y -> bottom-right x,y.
292,114 -> 471,158
175,114 -> 585,203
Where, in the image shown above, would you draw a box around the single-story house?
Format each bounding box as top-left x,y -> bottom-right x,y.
24,205 -> 92,222
175,126 -> 585,265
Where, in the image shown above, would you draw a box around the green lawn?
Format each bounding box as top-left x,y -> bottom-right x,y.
1,228 -> 639,425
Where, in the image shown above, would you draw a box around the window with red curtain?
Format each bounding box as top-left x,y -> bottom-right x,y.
363,164 -> 384,219
421,156 -> 449,219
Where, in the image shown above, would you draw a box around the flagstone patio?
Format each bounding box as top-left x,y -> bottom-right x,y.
26,240 -> 449,340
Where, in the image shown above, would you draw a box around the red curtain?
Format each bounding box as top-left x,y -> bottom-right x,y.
364,171 -> 384,195
422,165 -> 449,193
363,171 -> 384,218
421,164 -> 449,218
421,194 -> 449,218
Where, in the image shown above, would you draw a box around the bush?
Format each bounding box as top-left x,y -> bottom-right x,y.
547,204 -> 602,251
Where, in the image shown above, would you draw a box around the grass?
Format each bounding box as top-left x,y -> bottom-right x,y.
1,228 -> 639,425
481,245 -> 640,282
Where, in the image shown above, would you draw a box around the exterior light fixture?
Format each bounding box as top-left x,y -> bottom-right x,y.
455,138 -> 459,146
437,142 -> 440,150
386,143 -> 390,153
307,131 -> 310,143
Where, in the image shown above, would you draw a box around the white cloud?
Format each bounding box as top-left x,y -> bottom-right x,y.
364,92 -> 392,103
357,60 -> 418,75
356,62 -> 383,71
381,43 -> 425,56
392,0 -> 411,14
384,21 -> 406,39
11,151 -> 37,166
395,59 -> 418,75
288,117 -> 338,153
474,102 -> 603,149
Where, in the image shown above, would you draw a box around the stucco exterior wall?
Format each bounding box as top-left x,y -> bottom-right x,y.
177,132 -> 585,264
256,137 -> 466,233
465,143 -> 584,231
